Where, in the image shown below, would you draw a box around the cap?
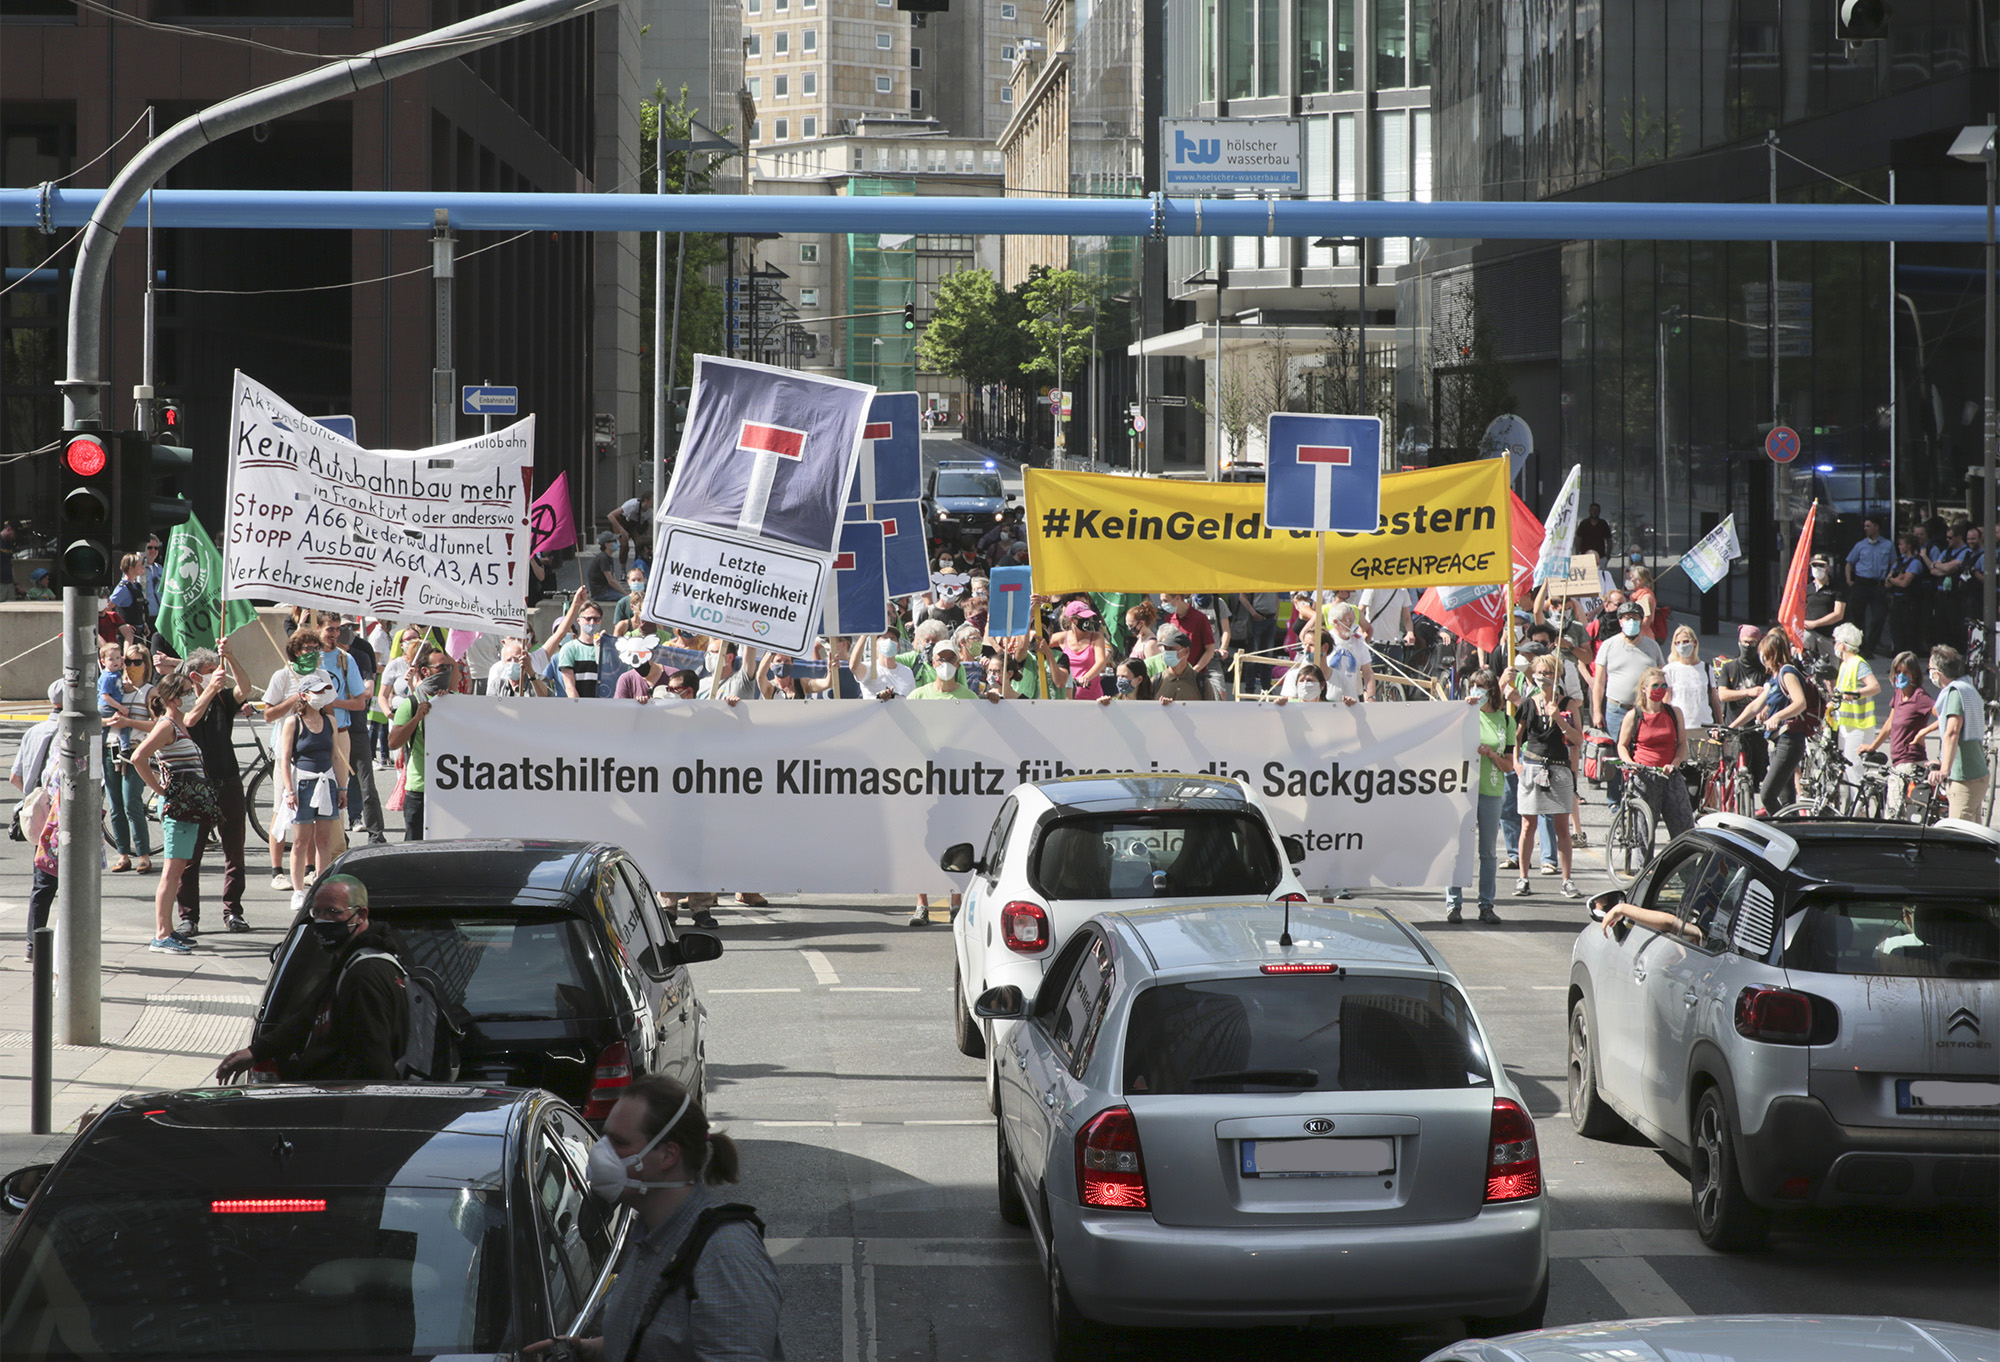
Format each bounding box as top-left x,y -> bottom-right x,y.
46,680 -> 64,706
1061,599 -> 1093,619
29,568 -> 48,582
1158,625 -> 1190,648
1737,624 -> 1762,644
1810,554 -> 1831,568
1617,601 -> 1645,619
932,643 -> 960,660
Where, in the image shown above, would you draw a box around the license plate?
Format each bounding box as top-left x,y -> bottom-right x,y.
1240,1137 -> 1395,1178
1898,1079 -> 2000,1113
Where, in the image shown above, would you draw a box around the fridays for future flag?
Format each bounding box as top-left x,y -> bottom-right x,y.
1680,515 -> 1743,593
154,515 -> 256,658
1532,463 -> 1583,589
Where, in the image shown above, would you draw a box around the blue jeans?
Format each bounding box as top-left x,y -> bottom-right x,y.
1603,700 -> 1632,805
1447,791 -> 1505,913
101,745 -> 154,858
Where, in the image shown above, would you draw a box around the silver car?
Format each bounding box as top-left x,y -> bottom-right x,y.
975,901 -> 1549,1359
1421,1314 -> 2000,1362
1568,812 -> 2000,1251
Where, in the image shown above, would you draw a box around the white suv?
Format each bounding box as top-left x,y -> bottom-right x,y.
939,774 -> 1308,1083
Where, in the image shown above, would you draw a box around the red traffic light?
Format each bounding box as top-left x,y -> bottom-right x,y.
64,434 -> 108,478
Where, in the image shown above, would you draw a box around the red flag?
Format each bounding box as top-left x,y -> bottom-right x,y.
529,471 -> 578,556
1414,490 -> 1545,654
1777,500 -> 1819,650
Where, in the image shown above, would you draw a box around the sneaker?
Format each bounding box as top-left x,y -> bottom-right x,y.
224,912 -> 250,933
173,919 -> 198,941
149,935 -> 193,954
23,940 -> 32,962
1500,855 -> 1519,871
1572,830 -> 1589,848
1512,878 -> 1531,896
270,874 -> 292,891
367,834 -> 388,846
735,893 -> 769,907
1561,880 -> 1584,899
692,911 -> 720,930
1540,862 -> 1560,876
908,908 -> 931,927
1444,906 -> 1463,923
1478,907 -> 1503,925
288,889 -> 307,915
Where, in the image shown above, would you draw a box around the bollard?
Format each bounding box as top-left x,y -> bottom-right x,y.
31,925 -> 54,1134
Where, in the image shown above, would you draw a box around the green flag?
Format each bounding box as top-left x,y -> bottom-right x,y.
155,515 -> 255,657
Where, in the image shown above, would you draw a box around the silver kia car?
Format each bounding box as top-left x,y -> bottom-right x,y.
975,901 -> 1548,1359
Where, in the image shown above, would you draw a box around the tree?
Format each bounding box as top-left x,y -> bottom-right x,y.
1019,267 -> 1124,383
1296,294 -> 1394,427
918,268 -> 1027,388
1428,285 -> 1517,464
637,83 -> 732,459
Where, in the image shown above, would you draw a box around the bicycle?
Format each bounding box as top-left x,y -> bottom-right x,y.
1602,757 -> 1700,888
236,713 -> 277,846
1694,725 -> 1757,817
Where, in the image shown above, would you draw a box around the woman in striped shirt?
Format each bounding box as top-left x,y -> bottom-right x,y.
130,670 -> 226,955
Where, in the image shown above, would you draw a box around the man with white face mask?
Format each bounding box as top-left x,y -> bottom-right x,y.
529,1075 -> 782,1362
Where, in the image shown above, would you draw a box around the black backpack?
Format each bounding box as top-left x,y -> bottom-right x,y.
338,948 -> 466,1081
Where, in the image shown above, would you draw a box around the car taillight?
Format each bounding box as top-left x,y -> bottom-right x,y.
247,1061 -> 284,1086
212,1198 -> 326,1214
1000,900 -> 1049,954
1734,986 -> 1813,1044
1485,1098 -> 1541,1203
582,1040 -> 633,1120
1076,1106 -> 1149,1211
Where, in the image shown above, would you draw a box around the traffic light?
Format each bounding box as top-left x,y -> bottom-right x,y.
902,303 -> 917,332
57,431 -> 118,590
159,399 -> 183,440
1835,0 -> 1888,39
117,429 -> 193,551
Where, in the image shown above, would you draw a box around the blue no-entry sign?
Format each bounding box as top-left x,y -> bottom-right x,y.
1765,425 -> 1800,464
1264,413 -> 1383,533
462,385 -> 519,416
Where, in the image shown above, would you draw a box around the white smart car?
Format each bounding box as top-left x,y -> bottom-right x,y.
938,774 -> 1309,1087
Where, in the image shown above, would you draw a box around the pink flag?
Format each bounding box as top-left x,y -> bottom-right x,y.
529,471 -> 578,556
445,629 -> 478,661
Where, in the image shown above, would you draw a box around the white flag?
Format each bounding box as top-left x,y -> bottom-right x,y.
1533,464 -> 1583,589
1680,515 -> 1743,593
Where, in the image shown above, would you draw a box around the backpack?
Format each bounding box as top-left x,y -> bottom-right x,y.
622,1203 -> 766,1362
338,948 -> 465,1081
1779,664 -> 1824,737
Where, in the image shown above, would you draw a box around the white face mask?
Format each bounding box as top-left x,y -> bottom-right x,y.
304,687 -> 335,711
586,1086 -> 695,1204
1674,641 -> 1695,657
1297,681 -> 1322,701
934,662 -> 958,682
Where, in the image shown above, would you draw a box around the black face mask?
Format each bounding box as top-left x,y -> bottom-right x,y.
310,918 -> 356,952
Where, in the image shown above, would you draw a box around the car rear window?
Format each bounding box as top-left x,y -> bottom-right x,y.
935,472 -> 1002,499
1122,975 -> 1491,1095
1782,895 -> 2000,979
1,1186 -> 513,1356
1031,813 -> 1281,899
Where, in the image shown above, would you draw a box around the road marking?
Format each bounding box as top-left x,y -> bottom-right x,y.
710,988 -> 803,994
841,1263 -> 860,1362
1531,985 -> 1568,990
1577,1255 -> 1693,1316
743,1118 -> 991,1128
1465,985 -> 1508,991
801,949 -> 841,985
905,1118 -> 992,1125
830,986 -> 922,993
1550,1228 -> 1706,1258
772,1236 -> 1037,1269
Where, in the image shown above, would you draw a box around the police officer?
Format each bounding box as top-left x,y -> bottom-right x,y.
215,875 -> 408,1082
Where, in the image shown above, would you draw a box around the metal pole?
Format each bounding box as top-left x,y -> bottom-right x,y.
1054,307 -> 1064,463
1213,274 -> 1223,480
652,100 -> 670,498
1357,235 -> 1368,422
431,209 -> 455,445
1889,169 -> 1897,531
138,108 -> 158,438
52,583 -> 100,1045
1984,143 -> 1997,690
1770,131 -> 1785,555
30,926 -> 53,1132
483,376 -> 493,435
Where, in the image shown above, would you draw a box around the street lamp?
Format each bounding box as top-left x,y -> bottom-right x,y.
1182,269 -> 1223,480
653,115 -> 739,507
748,261 -> 789,364
1313,236 -> 1371,422
1950,122 -> 1997,686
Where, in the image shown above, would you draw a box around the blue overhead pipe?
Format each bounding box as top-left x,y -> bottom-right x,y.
0,187 -> 1987,242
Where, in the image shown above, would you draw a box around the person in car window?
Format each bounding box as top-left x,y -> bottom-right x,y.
1598,899 -> 1707,944
216,875 -> 409,1083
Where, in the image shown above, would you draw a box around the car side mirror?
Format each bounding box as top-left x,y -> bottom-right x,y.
1281,834 -> 1306,866
1590,889 -> 1622,918
939,842 -> 979,874
676,931 -> 724,965
973,984 -> 1026,1019
1,1163 -> 52,1215
1006,493 -> 1019,505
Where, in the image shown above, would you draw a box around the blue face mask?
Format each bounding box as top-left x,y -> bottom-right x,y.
1894,674 -> 1911,690
1468,687 -> 1488,706
1620,619 -> 1642,638
1116,675 -> 1135,696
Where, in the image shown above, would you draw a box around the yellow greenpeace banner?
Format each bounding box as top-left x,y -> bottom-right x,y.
1023,461 -> 1512,593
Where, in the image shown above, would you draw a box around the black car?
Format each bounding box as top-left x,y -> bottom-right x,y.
251,840 -> 718,1118
1,1085 -> 626,1360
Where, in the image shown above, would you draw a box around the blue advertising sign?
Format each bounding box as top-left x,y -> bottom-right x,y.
848,391 -> 924,506
988,565 -> 1035,637
1263,412 -> 1383,534
820,518 -> 888,637
846,497 -> 929,598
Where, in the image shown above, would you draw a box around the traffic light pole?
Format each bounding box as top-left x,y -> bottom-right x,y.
52,0 -> 611,1045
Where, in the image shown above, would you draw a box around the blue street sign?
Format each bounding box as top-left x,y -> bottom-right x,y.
989,565 -> 1035,637
462,385 -> 519,416
318,414 -> 357,441
847,391 -> 923,505
846,497 -> 929,598
821,518 -> 888,637
1764,425 -> 1800,464
1264,413 -> 1383,534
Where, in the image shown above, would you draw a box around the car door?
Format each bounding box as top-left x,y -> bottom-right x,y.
530,1112 -> 621,1337
1632,848 -> 1723,1138
1017,930 -> 1116,1216
1591,848 -> 1707,1117
1004,929 -> 1097,1208
961,795 -> 1019,997
611,860 -> 694,1087
1644,853 -> 1737,1141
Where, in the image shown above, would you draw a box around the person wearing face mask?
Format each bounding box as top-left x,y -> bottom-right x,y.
1617,664 -> 1695,845
215,876 -> 409,1083
276,671 -> 352,914
1516,657 -> 1585,900
1150,625 -> 1210,702
1800,554 -> 1845,662
1925,645 -> 1988,821
389,648 -> 454,841
1828,622 -> 1883,788
1861,651 -> 1935,819
1159,592 -> 1217,679
1714,624 -> 1772,792
1269,661 -> 1329,706
1445,669 -> 1512,925
259,628 -> 330,889
1624,564 -> 1671,644
1661,624 -> 1716,730
489,629 -> 554,698
560,605 -> 610,698
129,671 -> 226,953
1093,657 -> 1156,704
1885,532 -> 1930,659
1728,628 -> 1813,816
98,640 -> 157,875
1053,600 -> 1112,699
175,642 -> 255,934
1319,603 -> 1376,703
528,1075 -> 781,1362
864,633 -> 918,698
613,565 -> 652,634
1591,601 -> 1665,811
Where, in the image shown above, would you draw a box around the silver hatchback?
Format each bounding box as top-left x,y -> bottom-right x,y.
975,902 -> 1549,1359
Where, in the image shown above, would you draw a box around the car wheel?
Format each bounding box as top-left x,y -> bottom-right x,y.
1690,1087 -> 1769,1252
953,965 -> 987,1059
996,1123 -> 1029,1227
1465,1272 -> 1548,1337
1046,1248 -> 1111,1362
1566,999 -> 1627,1140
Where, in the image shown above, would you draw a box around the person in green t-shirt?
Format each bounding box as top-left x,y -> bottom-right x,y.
895,643 -> 999,927
1927,646 -> 1989,822
387,646 -> 452,841
1445,668 -> 1513,925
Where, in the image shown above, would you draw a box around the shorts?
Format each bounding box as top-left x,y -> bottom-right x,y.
1518,759 -> 1576,816
291,775 -> 340,824
161,814 -> 204,861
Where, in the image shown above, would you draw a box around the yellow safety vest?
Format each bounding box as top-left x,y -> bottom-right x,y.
1832,654 -> 1882,730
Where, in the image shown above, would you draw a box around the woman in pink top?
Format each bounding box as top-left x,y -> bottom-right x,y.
1051,599 -> 1112,699
1860,650 -> 1935,818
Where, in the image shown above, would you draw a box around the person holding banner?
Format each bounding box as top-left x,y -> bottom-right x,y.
1052,601 -> 1113,700
277,672 -> 352,913
389,648 -> 454,841
1515,654 -> 1586,901
1445,669 -> 1512,925
129,671 -> 226,954
1152,626 -> 1211,703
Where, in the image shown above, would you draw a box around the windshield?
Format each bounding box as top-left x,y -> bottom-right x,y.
1,1186 -> 512,1358
1123,975 -> 1491,1095
1782,895 -> 1999,979
268,917 -> 601,1026
1030,813 -> 1282,900
934,473 -> 1003,500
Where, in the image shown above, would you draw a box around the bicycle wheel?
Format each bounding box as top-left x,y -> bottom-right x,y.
1845,779 -> 1886,821
1731,771 -> 1758,818
1603,798 -> 1656,888
245,763 -> 272,847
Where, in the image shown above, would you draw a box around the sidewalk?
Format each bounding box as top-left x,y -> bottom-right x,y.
0,724 -> 404,1165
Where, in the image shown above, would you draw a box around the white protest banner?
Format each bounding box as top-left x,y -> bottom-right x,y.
225,371 -> 534,633
427,697 -> 1476,893
1532,463 -> 1582,588
1679,514 -> 1742,593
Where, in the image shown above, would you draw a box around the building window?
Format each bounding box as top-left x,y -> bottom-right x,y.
876,74 -> 893,92
1409,0 -> 1431,85
750,119 -> 761,140
1000,85 -> 1013,102
801,243 -> 821,262
1376,0 -> 1406,88
1001,44 -> 1015,59
803,27 -> 817,50
747,32 -> 761,55
748,0 -> 760,12
911,45 -> 922,66
876,31 -> 892,47
775,74 -> 789,97
1000,2 -> 1015,16
803,116 -> 818,137
801,288 -> 820,306
802,70 -> 817,94
776,30 -> 789,53
775,118 -> 789,140
853,148 -> 864,168
803,0 -> 815,9
748,76 -> 762,98
911,88 -> 924,109
876,147 -> 891,169
1297,0 -> 1327,93
775,0 -> 787,9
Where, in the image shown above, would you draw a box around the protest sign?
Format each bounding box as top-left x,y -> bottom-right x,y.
1547,553 -> 1601,599
1024,461 -> 1509,594
821,518 -> 888,637
224,371 -> 534,634
1264,413 -> 1383,534
988,565 -> 1034,636
427,695 -> 1476,893
850,391 -> 923,507
1679,516 -> 1741,593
